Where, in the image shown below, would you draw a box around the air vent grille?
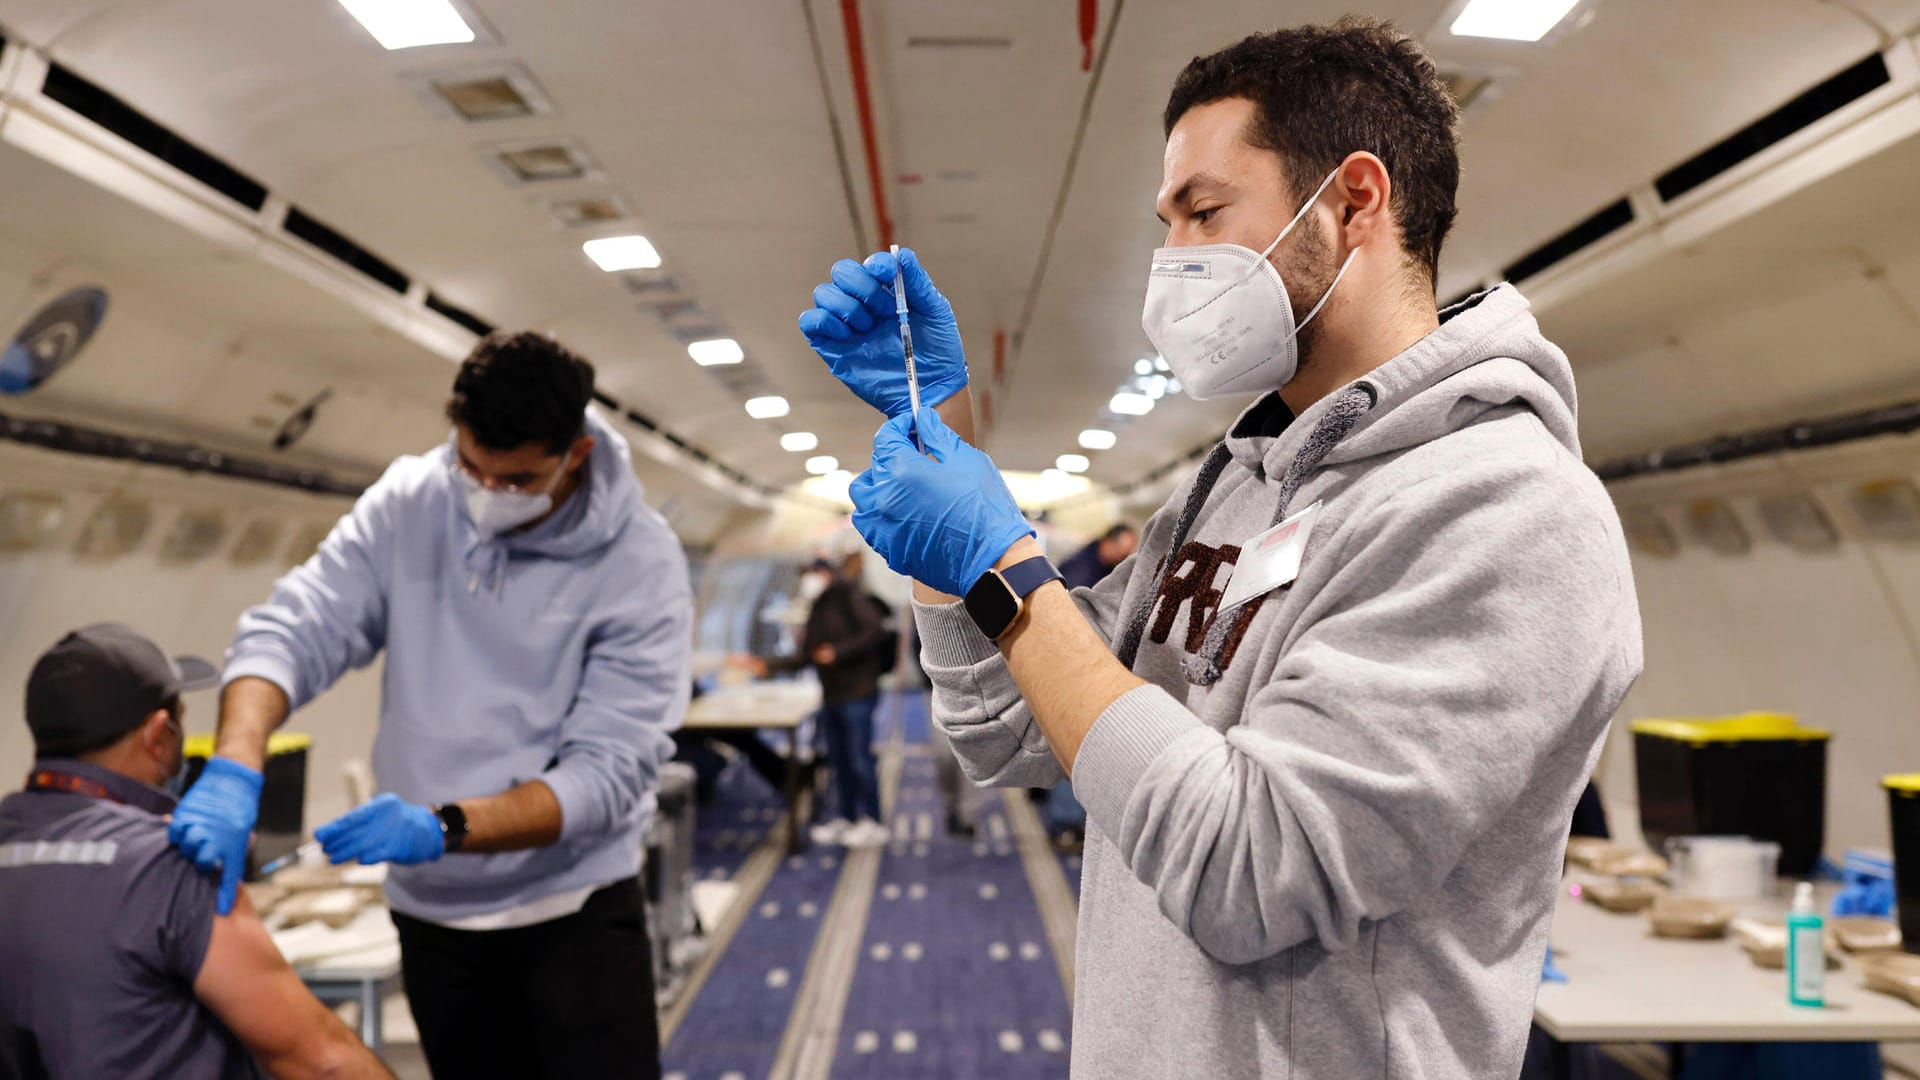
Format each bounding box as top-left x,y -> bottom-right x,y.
434,75 -> 534,121
426,292 -> 495,336
1502,198 -> 1635,284
1656,53 -> 1890,203
622,272 -> 684,299
490,139 -> 596,184
41,64 -> 268,211
907,35 -> 1012,49
649,300 -> 706,324
283,208 -> 410,294
542,194 -> 633,229
1439,71 -> 1491,109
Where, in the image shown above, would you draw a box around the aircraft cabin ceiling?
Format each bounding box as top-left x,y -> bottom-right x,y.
0,0 -> 1918,514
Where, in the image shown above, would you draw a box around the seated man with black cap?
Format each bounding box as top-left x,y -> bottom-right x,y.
0,623 -> 391,1080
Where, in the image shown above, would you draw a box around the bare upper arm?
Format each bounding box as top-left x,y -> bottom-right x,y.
192,890 -> 392,1079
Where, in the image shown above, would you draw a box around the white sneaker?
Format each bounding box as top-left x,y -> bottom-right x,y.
843,819 -> 890,848
810,819 -> 852,846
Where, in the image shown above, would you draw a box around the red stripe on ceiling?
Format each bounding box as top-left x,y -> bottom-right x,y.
841,0 -> 892,249
993,328 -> 1007,383
1079,0 -> 1097,71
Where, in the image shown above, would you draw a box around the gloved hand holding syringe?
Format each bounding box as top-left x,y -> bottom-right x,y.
798,245 -> 971,435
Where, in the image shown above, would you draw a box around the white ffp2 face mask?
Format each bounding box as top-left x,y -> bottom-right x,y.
1141,166 -> 1356,400
456,453 -> 571,537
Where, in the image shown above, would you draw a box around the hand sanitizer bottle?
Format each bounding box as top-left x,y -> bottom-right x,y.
1787,881 -> 1825,1007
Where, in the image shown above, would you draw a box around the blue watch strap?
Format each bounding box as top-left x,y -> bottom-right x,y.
999,555 -> 1063,599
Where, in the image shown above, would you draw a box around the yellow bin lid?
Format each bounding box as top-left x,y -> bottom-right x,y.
1886,774 -> 1920,794
183,732 -> 312,758
1629,713 -> 1829,745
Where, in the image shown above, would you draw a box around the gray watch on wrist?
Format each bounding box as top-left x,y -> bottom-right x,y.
963,555 -> 1064,641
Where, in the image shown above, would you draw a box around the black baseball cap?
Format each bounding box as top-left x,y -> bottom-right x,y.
25,623 -> 219,757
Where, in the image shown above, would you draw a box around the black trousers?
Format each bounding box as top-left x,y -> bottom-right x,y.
391,878 -> 660,1080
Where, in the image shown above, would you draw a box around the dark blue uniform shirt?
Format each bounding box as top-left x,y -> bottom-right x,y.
0,759 -> 263,1079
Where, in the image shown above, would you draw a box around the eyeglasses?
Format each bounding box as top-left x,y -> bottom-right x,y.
451,453 -> 570,496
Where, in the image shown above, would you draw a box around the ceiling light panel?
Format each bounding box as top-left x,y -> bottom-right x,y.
1056,454 -> 1090,474
805,455 -> 839,475
688,339 -> 744,366
1448,0 -> 1582,42
1078,429 -> 1116,450
781,432 -> 818,452
1109,392 -> 1154,416
744,396 -> 789,420
582,235 -> 661,272
337,0 -> 475,50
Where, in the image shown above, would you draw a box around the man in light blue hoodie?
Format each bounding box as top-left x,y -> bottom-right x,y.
169,331 -> 692,1079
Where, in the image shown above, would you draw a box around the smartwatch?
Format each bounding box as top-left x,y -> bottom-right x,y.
434,803 -> 469,853
964,555 -> 1064,641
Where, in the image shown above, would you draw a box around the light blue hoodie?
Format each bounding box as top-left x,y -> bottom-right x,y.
224,410 -> 691,921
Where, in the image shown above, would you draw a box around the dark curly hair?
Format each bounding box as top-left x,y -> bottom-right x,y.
445,331 -> 595,454
1163,16 -> 1460,285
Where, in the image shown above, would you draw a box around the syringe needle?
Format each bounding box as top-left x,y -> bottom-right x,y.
891,243 -> 923,451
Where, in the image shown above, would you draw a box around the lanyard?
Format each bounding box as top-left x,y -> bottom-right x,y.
24,769 -> 121,804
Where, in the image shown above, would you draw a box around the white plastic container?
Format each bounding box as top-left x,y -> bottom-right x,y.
1666,836 -> 1782,901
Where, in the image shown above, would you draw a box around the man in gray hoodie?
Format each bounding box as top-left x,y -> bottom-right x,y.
798,17 -> 1643,1080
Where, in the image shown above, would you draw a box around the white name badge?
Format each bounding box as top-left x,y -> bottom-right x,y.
1217,501 -> 1323,613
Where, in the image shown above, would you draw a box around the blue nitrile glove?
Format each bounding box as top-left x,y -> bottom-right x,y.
315,793 -> 445,866
850,407 -> 1034,598
1541,945 -> 1568,984
798,246 -> 969,418
168,756 -> 263,915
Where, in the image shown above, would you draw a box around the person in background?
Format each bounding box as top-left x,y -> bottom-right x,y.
168,332 -> 692,1080
1056,523 -> 1138,592
800,17 -> 1641,1078
795,551 -> 894,848
0,624 -> 393,1080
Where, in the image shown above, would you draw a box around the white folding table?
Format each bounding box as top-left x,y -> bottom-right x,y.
1535,876 -> 1920,1073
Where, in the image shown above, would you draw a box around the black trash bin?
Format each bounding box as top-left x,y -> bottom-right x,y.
1885,774 -> 1920,953
1632,714 -> 1828,878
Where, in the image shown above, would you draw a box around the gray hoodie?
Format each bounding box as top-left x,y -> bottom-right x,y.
916,285 -> 1643,1079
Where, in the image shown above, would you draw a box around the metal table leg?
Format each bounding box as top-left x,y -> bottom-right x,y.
785,725 -> 808,855
358,976 -> 382,1051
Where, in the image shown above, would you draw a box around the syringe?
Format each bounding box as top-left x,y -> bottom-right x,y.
257,838 -> 321,878
890,243 -> 923,451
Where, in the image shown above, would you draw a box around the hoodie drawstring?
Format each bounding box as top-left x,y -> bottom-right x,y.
1108,383 -> 1377,683
464,540 -> 508,597
1181,383 -> 1376,686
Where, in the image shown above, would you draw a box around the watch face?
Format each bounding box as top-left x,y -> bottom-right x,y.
964,573 -> 1020,638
